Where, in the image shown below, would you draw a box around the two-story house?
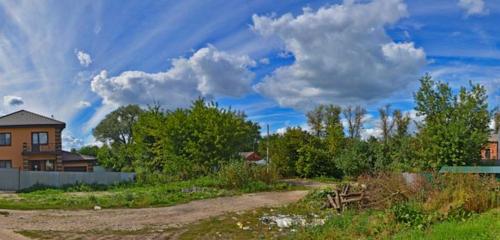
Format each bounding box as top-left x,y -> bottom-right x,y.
0,110 -> 96,171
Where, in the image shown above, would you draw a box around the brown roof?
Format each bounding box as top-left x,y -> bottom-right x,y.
0,110 -> 65,127
239,151 -> 262,161
239,152 -> 255,158
62,151 -> 96,162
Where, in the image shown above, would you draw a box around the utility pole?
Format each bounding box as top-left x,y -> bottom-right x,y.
266,124 -> 270,171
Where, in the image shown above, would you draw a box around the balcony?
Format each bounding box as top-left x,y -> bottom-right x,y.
22,142 -> 60,155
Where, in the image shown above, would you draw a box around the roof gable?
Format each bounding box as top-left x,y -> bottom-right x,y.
0,110 -> 65,127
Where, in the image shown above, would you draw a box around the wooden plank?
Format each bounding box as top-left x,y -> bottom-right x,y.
334,190 -> 342,211
342,197 -> 364,203
327,194 -> 338,209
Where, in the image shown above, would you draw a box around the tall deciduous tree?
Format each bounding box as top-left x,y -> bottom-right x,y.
133,98 -> 260,178
260,127 -> 311,177
307,105 -> 325,137
343,105 -> 366,139
414,74 -> 490,168
324,105 -> 345,155
93,105 -> 143,146
94,105 -> 143,171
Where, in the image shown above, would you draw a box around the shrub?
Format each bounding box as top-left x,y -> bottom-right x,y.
296,143 -> 340,178
424,173 -> 499,216
391,201 -> 430,229
217,161 -> 279,189
335,140 -> 371,177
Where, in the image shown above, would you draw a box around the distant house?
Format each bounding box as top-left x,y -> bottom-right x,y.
481,133 -> 499,160
239,151 -> 267,165
0,110 -> 96,172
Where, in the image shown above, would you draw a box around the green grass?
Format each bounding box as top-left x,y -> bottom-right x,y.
0,177 -> 293,210
393,208 -> 500,240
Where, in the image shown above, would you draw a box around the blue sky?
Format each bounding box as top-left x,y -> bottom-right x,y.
0,0 -> 499,149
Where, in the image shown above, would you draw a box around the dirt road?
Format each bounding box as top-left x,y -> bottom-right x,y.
0,190 -> 308,239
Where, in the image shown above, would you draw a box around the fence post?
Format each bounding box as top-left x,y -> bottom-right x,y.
18,167 -> 21,191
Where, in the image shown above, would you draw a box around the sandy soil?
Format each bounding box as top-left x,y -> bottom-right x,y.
0,190 -> 308,239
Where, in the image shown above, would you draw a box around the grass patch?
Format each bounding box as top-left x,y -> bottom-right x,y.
0,176 -> 294,210
16,230 -> 54,240
393,208 -> 500,240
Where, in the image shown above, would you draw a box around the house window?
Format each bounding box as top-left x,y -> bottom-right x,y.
0,160 -> 12,168
32,132 -> 48,145
0,133 -> 11,146
485,149 -> 491,160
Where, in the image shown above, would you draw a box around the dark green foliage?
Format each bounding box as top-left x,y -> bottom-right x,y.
217,161 -> 280,191
133,99 -> 260,180
93,105 -> 143,171
77,145 -> 99,157
93,105 -> 143,145
414,74 -> 491,169
260,127 -> 311,177
296,139 -> 340,178
97,144 -> 135,171
391,202 -> 429,229
335,139 -> 371,177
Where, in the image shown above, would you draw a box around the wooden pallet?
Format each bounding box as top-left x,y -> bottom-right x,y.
325,185 -> 365,212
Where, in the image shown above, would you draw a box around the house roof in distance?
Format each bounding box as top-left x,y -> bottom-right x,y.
62,151 -> 96,162
239,151 -> 262,161
0,110 -> 65,127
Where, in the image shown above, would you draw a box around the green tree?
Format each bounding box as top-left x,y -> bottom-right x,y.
335,139 -> 371,177
324,105 -> 345,155
77,145 -> 100,156
414,74 -> 490,168
260,127 -> 311,177
307,105 -> 325,137
93,105 -> 143,145
93,105 -> 143,171
374,105 -> 415,171
133,98 -> 260,178
343,105 -> 366,139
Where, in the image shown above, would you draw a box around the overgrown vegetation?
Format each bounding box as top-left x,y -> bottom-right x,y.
72,74 -> 498,183
93,99 -> 260,181
176,173 -> 499,239
0,163 -> 288,210
254,75 -> 496,179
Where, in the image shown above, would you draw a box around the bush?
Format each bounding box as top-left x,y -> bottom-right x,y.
335,140 -> 371,177
424,174 -> 499,216
217,161 -> 279,189
391,201 -> 430,229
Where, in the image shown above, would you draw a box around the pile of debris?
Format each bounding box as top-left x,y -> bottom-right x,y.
357,173 -> 421,209
259,214 -> 326,229
260,214 -> 306,228
323,184 -> 367,212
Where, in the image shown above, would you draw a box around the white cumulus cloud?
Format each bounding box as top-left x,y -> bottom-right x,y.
458,0 -> 488,16
77,100 -> 91,109
76,50 -> 93,67
252,0 -> 426,110
3,95 -> 24,107
62,132 -> 84,150
91,46 -> 255,108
